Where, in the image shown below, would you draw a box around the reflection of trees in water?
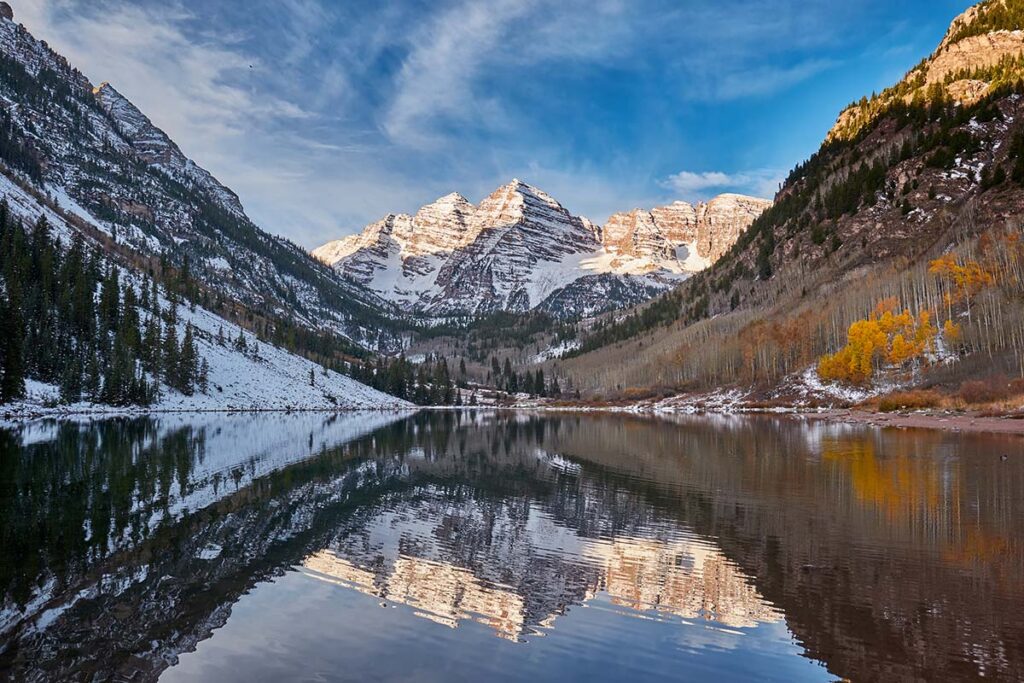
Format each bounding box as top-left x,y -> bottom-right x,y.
0,415 -> 422,681
1,412 -> 1022,682
0,419 -> 201,610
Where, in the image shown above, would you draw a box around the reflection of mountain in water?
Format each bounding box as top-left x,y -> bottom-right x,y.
1,411 -> 1023,682
302,483 -> 780,641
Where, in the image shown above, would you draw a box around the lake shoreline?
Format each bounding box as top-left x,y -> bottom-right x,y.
505,400 -> 1024,436
792,407 -> 1024,436
6,399 -> 1024,437
0,404 -> 418,424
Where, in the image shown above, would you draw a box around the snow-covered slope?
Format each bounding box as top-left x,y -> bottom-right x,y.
314,180 -> 771,318
0,161 -> 410,415
93,82 -> 246,216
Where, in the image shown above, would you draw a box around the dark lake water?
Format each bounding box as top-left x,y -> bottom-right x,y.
1,411 -> 1023,682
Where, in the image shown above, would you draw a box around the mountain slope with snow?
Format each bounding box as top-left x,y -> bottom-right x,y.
314,180 -> 770,318
0,10 -> 398,350
0,136 -> 409,415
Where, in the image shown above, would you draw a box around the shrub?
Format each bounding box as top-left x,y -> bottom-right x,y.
878,389 -> 943,412
958,375 -> 1011,404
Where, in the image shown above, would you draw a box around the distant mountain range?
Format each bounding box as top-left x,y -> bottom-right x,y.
313,181 -> 769,318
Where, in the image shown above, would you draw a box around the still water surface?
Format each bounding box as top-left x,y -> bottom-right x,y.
1,411 -> 1023,682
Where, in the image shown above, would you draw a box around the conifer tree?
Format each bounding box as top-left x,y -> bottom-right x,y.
162,304 -> 180,389
198,358 -> 209,394
178,323 -> 197,396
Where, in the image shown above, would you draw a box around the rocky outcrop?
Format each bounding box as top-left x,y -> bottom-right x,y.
924,30 -> 1024,85
314,181 -> 770,318
93,82 -> 245,216
604,194 -> 772,266
696,194 -> 774,261
829,1 -> 1024,139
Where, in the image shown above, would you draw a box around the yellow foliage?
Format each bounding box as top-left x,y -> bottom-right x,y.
818,300 -> 937,385
929,255 -> 995,307
943,318 -> 961,343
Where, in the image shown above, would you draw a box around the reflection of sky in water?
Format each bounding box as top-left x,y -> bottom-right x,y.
165,566 -> 827,683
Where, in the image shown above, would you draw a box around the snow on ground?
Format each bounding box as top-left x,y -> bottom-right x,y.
159,296 -> 411,411
0,173 -> 79,245
530,339 -> 580,363
47,183 -> 114,237
776,367 -> 885,404
0,171 -> 410,417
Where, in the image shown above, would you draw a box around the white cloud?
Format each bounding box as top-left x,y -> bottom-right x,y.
382,0 -> 629,148
661,169 -> 782,201
18,1 -> 309,148
693,59 -> 838,101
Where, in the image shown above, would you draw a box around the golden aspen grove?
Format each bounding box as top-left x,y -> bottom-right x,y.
817,227 -> 1023,387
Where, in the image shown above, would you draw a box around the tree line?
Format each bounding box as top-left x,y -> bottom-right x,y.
0,203 -> 207,406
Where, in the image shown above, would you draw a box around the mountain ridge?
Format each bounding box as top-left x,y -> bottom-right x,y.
0,8 -> 404,354
313,180 -> 770,318
546,0 -> 1024,401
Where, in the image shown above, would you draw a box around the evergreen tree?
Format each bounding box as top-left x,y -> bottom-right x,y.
0,284 -> 25,402
0,286 -> 25,403
198,358 -> 209,394
178,323 -> 197,396
162,305 -> 180,389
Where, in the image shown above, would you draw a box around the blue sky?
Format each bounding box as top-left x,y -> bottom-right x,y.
21,0 -> 972,247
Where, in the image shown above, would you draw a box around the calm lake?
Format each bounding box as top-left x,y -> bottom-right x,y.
1,411 -> 1023,682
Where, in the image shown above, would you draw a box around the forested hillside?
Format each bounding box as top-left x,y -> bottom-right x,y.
550,0 -> 1024,400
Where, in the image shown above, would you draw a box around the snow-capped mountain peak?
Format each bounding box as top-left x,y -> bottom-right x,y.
314,180 -> 771,318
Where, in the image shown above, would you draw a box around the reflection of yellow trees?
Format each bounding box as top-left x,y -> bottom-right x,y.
823,434 -> 1020,575
943,529 -> 1010,567
822,437 -> 945,521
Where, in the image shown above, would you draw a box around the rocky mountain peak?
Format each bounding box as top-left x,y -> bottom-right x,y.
91,80 -> 245,216
314,179 -> 770,318
603,194 -> 771,265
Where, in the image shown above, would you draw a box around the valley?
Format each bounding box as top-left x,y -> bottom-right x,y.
2,0 -> 1024,419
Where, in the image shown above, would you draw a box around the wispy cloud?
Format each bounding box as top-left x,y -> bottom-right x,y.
382,0 -> 629,148
19,1 -> 309,147
14,0 -> 952,247
691,59 -> 838,101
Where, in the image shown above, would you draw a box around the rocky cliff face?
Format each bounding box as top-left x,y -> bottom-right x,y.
604,194 -> 772,266
830,0 -> 1024,139
314,181 -> 770,319
93,82 -> 245,216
